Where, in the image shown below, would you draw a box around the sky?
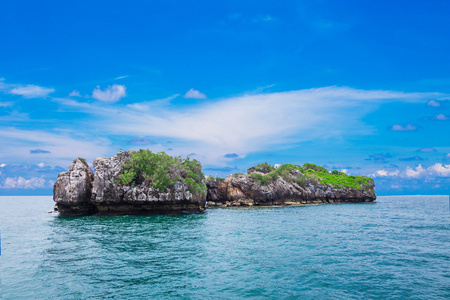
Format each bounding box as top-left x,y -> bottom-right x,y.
0,0 -> 449,195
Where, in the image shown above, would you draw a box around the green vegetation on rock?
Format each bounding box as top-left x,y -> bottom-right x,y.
116,149 -> 206,195
246,162 -> 374,191
301,165 -> 374,191
302,163 -> 328,173
205,175 -> 224,183
253,162 -> 275,173
249,163 -> 305,187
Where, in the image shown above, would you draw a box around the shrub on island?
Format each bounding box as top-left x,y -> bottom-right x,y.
115,149 -> 206,195
246,162 -> 374,192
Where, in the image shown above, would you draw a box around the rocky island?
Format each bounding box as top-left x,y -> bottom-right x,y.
206,162 -> 376,207
54,150 -> 207,216
53,150 -> 376,216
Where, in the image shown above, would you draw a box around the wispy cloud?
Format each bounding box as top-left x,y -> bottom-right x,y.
126,94 -> 180,111
183,88 -> 206,99
78,86 -> 437,164
0,79 -> 55,98
391,124 -> 418,131
435,114 -> 449,120
9,85 -> 54,98
69,90 -> 82,97
427,99 -> 440,107
92,84 -> 126,102
0,128 -> 111,166
115,75 -> 128,80
0,101 -> 13,107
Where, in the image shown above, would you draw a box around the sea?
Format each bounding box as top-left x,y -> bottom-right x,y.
0,195 -> 449,299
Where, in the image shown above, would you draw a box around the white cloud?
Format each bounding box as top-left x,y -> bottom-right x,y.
1,176 -> 47,189
92,84 -> 126,102
115,75 -> 128,80
9,85 -> 54,98
92,86 -> 436,164
69,90 -> 82,97
427,100 -> 440,107
391,124 -> 417,131
37,162 -> 44,168
446,153 -> 450,158
372,163 -> 450,179
371,169 -> 399,177
405,165 -> 426,178
428,163 -> 450,176
54,86 -> 443,165
183,88 -> 206,99
435,114 -> 449,120
340,169 -> 349,174
0,164 -> 5,167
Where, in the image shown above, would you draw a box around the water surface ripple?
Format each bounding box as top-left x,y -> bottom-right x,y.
1,196 -> 449,299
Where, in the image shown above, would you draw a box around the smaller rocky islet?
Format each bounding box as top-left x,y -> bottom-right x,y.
53,150 -> 376,216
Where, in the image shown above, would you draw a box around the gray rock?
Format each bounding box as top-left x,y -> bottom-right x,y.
206,167 -> 376,207
54,151 -> 206,215
90,150 -> 132,205
53,158 -> 95,215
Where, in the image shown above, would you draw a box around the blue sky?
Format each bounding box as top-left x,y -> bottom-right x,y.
1,0 -> 449,195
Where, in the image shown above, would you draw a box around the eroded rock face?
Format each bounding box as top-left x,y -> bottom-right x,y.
53,158 -> 95,215
90,150 -> 133,205
54,151 -> 206,216
206,170 -> 376,207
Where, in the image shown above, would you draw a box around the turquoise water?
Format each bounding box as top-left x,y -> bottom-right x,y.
1,196 -> 449,299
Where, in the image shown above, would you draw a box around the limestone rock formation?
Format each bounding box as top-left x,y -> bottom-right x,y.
53,151 -> 207,216
54,153 -> 376,215
53,158 -> 96,215
206,165 -> 376,207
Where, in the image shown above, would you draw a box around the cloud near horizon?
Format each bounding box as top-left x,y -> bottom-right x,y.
1,176 -> 49,189
371,163 -> 450,179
